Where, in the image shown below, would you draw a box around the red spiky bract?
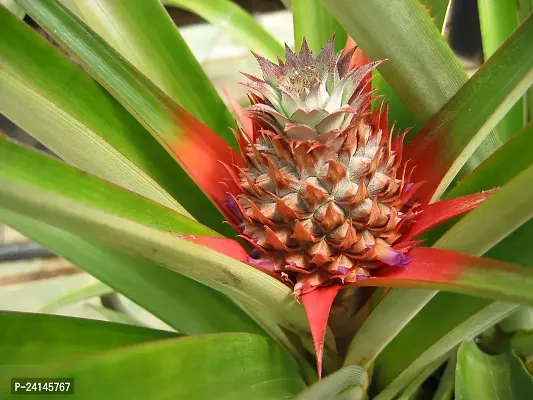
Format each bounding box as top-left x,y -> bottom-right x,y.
301,285 -> 340,379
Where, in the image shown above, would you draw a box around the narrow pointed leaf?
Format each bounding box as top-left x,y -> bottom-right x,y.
293,365 -> 368,400
372,222 -> 533,398
1,333 -> 307,399
518,2 -> 533,125
0,311 -> 177,367
1,6 -> 194,217
401,190 -> 496,242
0,209 -> 263,335
456,341 -> 533,400
0,138 -> 264,334
373,300 -> 518,400
16,0 -> 241,223
435,163 -> 533,255
425,123 -> 533,244
404,15 -> 533,203
370,0 -> 450,136
67,0 -> 234,142
301,286 -> 340,379
446,122 -> 533,199
292,0 -> 346,53
41,282 -> 113,313
322,0 -> 466,124
163,0 -> 284,61
478,0 -> 524,143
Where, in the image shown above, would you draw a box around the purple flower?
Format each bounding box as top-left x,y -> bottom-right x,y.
224,195 -> 243,222
337,265 -> 349,274
376,245 -> 411,268
246,256 -> 275,271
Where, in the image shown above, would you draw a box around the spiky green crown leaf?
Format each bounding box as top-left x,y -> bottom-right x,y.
243,37 -> 381,140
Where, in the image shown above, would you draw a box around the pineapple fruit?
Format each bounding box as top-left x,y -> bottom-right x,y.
225,38 -> 419,296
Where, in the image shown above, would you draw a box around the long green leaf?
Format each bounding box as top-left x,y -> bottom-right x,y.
14,0 -> 243,237
373,298 -> 518,400
478,0 -> 523,142
1,6 -> 190,216
67,0 -> 234,140
322,0 -> 466,124
14,0 -> 235,148
344,162 -> 533,369
292,0 -> 346,53
0,209 -> 264,336
1,332 -> 307,399
425,122 -> 533,245
456,341 -> 533,400
446,122 -> 533,199
371,220 -> 533,398
0,144 -> 316,376
0,311 -> 177,366
163,0 -> 284,61
369,0 -> 450,138
41,282 -> 113,313
434,163 -> 533,256
370,166 -> 533,397
405,14 -> 533,203
0,136 -> 217,237
518,1 -> 533,124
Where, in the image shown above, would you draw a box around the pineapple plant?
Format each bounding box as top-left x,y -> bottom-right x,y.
0,0 -> 532,398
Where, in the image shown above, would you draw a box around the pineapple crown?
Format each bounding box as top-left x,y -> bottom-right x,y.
242,37 -> 382,141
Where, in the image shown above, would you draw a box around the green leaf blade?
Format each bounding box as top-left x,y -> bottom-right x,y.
0,7 -> 232,234
456,341 -> 533,400
323,0 -> 466,124
293,0 -> 346,53
70,0 -> 234,140
406,14 -> 533,202
1,332 -> 307,399
164,0 -> 284,61
0,209 -> 264,336
0,311 -> 177,367
0,136 -> 217,237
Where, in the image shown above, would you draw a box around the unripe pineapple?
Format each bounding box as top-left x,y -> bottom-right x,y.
225,38 -> 419,296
